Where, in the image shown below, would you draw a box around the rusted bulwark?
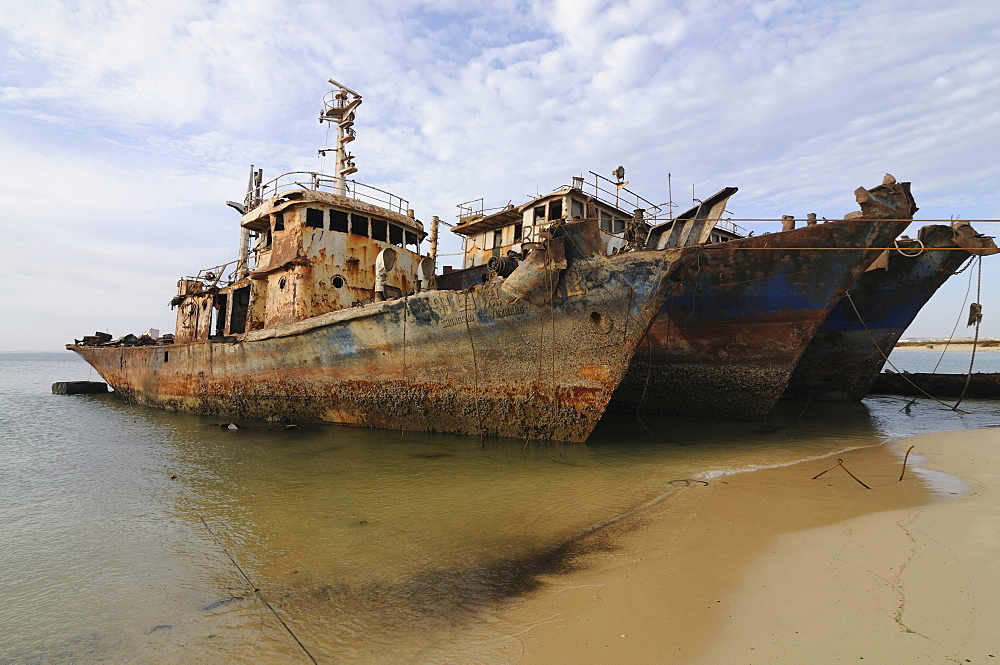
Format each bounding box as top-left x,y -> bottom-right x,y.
784,223 -> 998,402
609,178 -> 918,420
70,227 -> 694,442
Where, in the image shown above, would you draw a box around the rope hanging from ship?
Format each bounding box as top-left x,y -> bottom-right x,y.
547,241 -> 558,443
401,295 -> 407,437
953,256 -> 984,410
462,289 -> 485,443
931,256 -> 977,373
845,293 -> 971,414
894,237 -> 925,257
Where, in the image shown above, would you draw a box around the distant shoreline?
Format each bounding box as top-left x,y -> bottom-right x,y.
894,341 -> 1000,352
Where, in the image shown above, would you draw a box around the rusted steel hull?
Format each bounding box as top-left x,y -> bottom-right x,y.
609,179 -> 918,419
871,372 -> 1000,399
70,244 -> 691,442
783,224 -> 997,402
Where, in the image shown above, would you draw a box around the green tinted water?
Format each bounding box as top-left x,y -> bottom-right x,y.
2,353 -> 998,663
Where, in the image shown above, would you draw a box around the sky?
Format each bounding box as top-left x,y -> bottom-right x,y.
1,0 -> 998,351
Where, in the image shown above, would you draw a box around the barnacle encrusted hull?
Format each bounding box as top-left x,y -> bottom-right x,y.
71,241 -> 691,442
609,179 -> 918,420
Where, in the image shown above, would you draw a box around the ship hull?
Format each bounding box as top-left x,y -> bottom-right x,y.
610,217 -> 913,419
70,244 -> 689,442
783,224 -> 995,402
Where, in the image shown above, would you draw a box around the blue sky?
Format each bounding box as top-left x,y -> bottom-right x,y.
1,0 -> 998,350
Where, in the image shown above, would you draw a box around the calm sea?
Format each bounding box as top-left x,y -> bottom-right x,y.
2,351 -> 998,664
886,346 -> 1000,374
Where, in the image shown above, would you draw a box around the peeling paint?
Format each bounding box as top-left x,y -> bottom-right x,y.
784,222 -> 999,402
71,217 -> 696,441
609,179 -> 919,419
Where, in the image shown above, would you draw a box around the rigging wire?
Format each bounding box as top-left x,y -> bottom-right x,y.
462,290 -> 485,444
953,256 -> 983,411
931,255 -> 976,374
845,294 -> 970,414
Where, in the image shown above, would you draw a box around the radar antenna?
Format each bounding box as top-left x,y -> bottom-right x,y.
319,79 -> 362,196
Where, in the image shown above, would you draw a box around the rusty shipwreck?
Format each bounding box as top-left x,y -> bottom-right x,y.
67,82 -> 697,442
607,176 -> 919,419
783,221 -> 997,402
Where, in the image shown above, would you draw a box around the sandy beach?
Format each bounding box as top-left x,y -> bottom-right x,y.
507,427 -> 1000,664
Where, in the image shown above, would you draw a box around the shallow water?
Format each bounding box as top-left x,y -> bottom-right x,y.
2,352 -> 998,663
886,347 -> 1000,374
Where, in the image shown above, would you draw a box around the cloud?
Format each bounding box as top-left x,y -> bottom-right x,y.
1,0 -> 999,349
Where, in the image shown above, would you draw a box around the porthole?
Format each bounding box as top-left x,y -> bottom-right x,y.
331,275 -> 345,289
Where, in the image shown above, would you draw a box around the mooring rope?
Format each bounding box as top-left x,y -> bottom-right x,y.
182,498 -> 318,664
953,256 -> 983,410
462,290 -> 484,442
931,255 -> 976,373
550,255 -> 559,439
845,294 -> 970,414
401,296 -> 407,437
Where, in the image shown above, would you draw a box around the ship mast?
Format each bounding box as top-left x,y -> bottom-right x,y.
319,79 -> 362,196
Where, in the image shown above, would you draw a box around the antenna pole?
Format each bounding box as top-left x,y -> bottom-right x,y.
668,173 -> 673,221
319,80 -> 362,196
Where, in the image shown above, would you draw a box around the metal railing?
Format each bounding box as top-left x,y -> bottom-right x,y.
454,173 -> 750,239
246,171 -> 410,215
583,171 -> 666,219
709,218 -> 749,237
455,197 -> 519,224
184,259 -> 242,290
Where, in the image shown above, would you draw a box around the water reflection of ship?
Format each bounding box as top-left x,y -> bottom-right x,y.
151,394 -> 897,663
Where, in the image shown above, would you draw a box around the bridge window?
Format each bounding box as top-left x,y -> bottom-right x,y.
599,211 -> 612,233
533,205 -> 545,222
351,214 -> 369,237
305,208 -> 324,228
273,211 -> 284,232
370,217 -> 388,242
405,230 -> 418,249
513,223 -> 523,242
389,223 -> 403,247
571,200 -> 584,219
329,209 -> 349,232
549,200 -> 562,220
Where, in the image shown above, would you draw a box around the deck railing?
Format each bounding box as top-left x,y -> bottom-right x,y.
712,218 -> 749,237
583,171 -> 666,219
246,172 -> 410,215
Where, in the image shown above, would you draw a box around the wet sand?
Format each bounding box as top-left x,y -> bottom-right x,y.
507,428 -> 1000,663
